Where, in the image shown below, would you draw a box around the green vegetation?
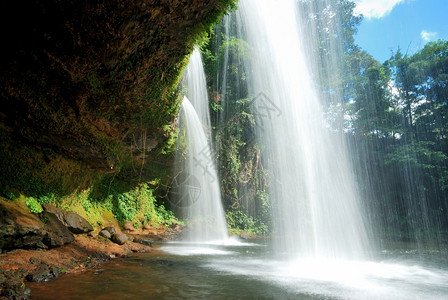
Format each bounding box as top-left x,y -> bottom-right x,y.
11,182 -> 180,230
110,183 -> 177,227
226,209 -> 268,235
25,197 -> 43,214
202,19 -> 270,235
346,41 -> 448,241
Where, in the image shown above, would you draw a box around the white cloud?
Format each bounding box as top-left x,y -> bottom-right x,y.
354,0 -> 406,19
421,30 -> 438,42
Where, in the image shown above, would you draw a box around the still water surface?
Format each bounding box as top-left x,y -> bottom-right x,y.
30,239 -> 448,299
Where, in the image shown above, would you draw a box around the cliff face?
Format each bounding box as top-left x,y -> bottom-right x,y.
0,0 -> 234,196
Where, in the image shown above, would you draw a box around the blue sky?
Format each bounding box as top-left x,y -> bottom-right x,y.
354,0 -> 448,63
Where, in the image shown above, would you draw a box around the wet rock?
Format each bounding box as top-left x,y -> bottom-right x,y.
99,229 -> 112,239
0,270 -> 30,300
42,204 -> 93,234
25,263 -> 59,283
110,232 -> 128,245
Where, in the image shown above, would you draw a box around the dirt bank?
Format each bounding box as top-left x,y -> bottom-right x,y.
0,225 -> 179,299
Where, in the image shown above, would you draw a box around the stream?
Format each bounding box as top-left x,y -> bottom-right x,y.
29,238 -> 448,299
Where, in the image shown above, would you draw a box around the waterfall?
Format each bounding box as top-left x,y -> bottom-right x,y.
236,0 -> 371,259
172,49 -> 228,242
183,48 -> 212,135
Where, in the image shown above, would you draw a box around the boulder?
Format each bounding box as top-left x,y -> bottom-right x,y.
42,212 -> 75,248
42,203 -> 93,234
110,232 -> 128,245
99,229 -> 112,239
0,200 -> 74,251
102,227 -> 116,234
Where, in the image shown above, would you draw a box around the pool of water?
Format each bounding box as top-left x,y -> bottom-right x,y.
29,238 -> 448,299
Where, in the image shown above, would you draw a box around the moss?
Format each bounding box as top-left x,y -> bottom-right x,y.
0,134 -> 101,197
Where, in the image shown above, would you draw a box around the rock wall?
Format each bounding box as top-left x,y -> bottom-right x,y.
0,0 -> 235,196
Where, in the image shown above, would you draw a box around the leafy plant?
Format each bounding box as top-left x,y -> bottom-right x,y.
226,209 -> 268,235
25,197 -> 43,214
155,204 -> 180,226
114,192 -> 138,222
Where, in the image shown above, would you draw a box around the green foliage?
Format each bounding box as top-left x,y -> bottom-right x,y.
226,209 -> 268,235
133,220 -> 142,229
346,39 -> 448,240
202,29 -> 250,107
256,190 -> 272,227
161,124 -> 179,155
210,101 -> 223,113
3,189 -> 16,200
201,12 -> 272,234
385,142 -> 448,169
38,193 -> 55,204
155,204 -> 180,226
114,193 -> 138,222
111,183 -> 180,227
25,197 -> 43,214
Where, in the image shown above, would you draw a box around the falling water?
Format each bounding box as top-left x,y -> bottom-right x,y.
237,0 -> 370,259
172,49 -> 228,242
183,48 -> 212,133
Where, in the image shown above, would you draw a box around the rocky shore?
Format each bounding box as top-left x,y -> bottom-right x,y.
0,199 -> 180,299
